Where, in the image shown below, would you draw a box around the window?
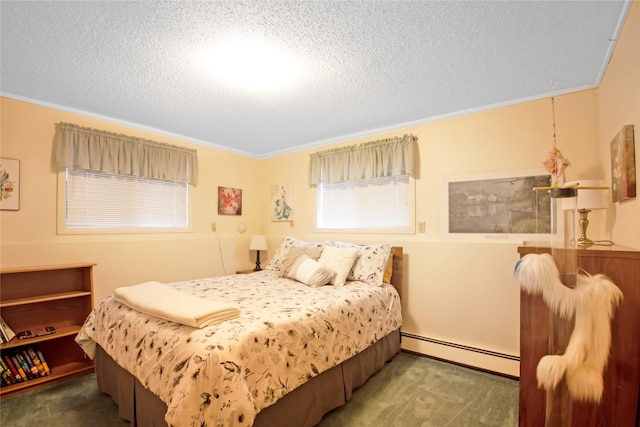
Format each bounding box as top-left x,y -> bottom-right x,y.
54,122 -> 198,234
309,134 -> 417,233
61,169 -> 188,231
316,175 -> 414,233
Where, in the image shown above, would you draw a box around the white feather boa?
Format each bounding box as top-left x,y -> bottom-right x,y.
515,253 -> 623,402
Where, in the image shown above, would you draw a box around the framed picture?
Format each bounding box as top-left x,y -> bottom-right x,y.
442,168 -> 551,242
218,186 -> 242,215
271,184 -> 293,221
610,124 -> 636,203
0,158 -> 20,211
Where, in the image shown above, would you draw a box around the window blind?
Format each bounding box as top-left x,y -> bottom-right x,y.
317,175 -> 411,230
66,169 -> 188,228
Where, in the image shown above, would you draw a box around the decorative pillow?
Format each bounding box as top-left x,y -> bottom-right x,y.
334,242 -> 392,286
264,237 -> 325,272
285,254 -> 336,287
317,246 -> 359,286
279,245 -> 324,278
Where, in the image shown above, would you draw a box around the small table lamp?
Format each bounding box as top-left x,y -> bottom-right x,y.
567,180 -> 609,247
249,235 -> 268,271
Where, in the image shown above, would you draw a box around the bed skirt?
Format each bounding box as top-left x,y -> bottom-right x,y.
95,328 -> 401,427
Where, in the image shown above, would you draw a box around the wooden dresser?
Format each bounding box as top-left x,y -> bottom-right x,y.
517,244 -> 640,427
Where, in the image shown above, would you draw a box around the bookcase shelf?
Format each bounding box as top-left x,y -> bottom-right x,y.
0,358 -> 95,396
1,291 -> 92,307
0,263 -> 95,398
0,325 -> 84,350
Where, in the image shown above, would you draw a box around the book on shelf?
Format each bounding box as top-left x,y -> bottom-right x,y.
20,350 -> 39,378
16,326 -> 56,340
27,347 -> 48,377
10,354 -> 28,381
2,354 -> 23,383
0,358 -> 14,385
0,346 -> 51,386
35,348 -> 51,376
14,353 -> 34,380
0,316 -> 16,343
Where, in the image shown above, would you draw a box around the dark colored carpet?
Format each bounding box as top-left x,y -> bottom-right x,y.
1,352 -> 518,426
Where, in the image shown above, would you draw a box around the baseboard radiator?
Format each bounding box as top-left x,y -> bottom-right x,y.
401,331 -> 520,378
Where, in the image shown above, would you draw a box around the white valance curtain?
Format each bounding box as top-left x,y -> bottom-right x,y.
308,134 -> 416,185
55,122 -> 199,185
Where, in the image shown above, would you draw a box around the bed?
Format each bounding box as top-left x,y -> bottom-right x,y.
76,239 -> 403,427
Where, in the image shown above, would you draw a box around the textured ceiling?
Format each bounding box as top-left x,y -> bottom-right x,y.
0,1 -> 632,158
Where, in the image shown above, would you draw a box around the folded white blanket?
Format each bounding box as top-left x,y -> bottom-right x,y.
113,281 -> 240,328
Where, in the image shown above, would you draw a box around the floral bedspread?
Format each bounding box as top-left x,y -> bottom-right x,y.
76,270 -> 402,427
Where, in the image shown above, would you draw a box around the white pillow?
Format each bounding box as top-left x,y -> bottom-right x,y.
285,255 -> 336,287
334,242 -> 392,286
318,246 -> 359,286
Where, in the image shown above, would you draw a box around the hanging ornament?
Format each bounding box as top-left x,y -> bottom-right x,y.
542,97 -> 570,187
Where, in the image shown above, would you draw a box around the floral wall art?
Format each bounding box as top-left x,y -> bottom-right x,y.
218,186 -> 242,215
610,124 -> 636,203
0,158 -> 20,211
271,184 -> 293,221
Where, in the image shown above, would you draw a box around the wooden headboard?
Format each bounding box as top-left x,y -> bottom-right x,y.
390,246 -> 403,299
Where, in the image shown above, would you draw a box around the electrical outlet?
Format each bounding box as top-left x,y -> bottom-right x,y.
210,222 -> 216,232
418,221 -> 425,233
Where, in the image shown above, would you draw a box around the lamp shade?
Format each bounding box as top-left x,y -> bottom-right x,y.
566,180 -> 609,210
249,235 -> 268,251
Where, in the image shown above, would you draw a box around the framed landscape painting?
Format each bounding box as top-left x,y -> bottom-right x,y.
442,168 -> 551,242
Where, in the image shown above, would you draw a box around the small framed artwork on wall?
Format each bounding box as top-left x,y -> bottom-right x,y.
218,186 -> 242,215
0,158 -> 20,211
271,184 -> 293,221
610,124 -> 636,203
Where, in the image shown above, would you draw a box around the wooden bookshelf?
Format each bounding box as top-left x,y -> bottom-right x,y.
0,263 -> 95,397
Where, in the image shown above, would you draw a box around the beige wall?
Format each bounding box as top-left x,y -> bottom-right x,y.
1,3 -> 637,377
260,91 -> 605,376
0,98 -> 262,303
596,1 -> 640,247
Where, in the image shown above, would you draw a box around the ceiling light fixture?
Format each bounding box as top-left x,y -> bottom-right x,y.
205,40 -> 299,91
